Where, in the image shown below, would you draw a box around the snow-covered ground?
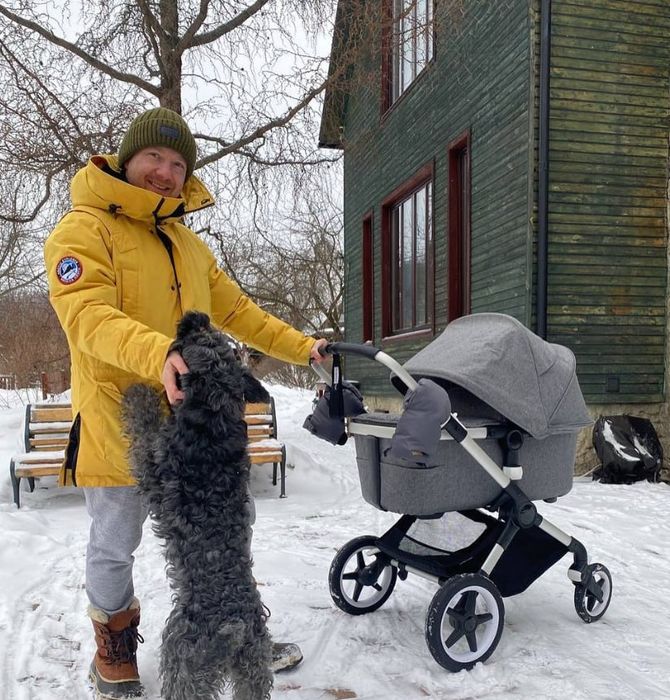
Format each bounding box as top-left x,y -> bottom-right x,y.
1,384 -> 669,700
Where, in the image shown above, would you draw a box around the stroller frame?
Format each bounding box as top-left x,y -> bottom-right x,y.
315,342 -> 613,672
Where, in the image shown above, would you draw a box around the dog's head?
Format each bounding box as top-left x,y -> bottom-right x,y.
173,311 -> 270,411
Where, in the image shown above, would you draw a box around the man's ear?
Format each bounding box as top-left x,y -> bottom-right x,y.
242,370 -> 270,404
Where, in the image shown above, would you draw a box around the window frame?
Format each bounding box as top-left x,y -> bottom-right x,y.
381,162 -> 435,340
447,130 -> 472,321
362,211 -> 375,343
381,0 -> 436,114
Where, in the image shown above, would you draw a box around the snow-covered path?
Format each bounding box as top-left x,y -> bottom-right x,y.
1,385 -> 669,699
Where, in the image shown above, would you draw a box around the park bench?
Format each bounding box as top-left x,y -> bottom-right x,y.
9,397 -> 288,508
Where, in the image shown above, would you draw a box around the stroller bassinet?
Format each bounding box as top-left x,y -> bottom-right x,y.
350,313 -> 592,515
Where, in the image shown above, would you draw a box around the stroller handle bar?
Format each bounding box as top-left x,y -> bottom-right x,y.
313,342 -> 419,392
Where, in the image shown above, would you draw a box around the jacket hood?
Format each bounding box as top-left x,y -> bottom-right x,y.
70,154 -> 215,223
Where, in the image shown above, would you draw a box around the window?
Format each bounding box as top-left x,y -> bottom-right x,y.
385,0 -> 434,107
447,131 -> 471,321
362,214 -> 374,342
381,165 -> 434,336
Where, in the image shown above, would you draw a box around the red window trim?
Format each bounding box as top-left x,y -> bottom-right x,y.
382,162 -> 433,209
381,161 -> 435,339
362,211 -> 374,343
381,327 -> 433,346
447,130 -> 472,321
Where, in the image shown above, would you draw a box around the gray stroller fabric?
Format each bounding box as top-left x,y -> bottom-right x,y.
303,381 -> 366,445
388,378 -> 451,463
394,313 -> 592,439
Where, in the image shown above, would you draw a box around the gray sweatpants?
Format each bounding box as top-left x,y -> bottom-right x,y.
83,485 -> 256,616
84,487 -> 148,616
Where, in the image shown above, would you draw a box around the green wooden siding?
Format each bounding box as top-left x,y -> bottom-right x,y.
545,0 -> 670,402
342,2 -> 533,395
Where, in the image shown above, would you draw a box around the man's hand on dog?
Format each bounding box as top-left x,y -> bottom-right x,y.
163,351 -> 189,405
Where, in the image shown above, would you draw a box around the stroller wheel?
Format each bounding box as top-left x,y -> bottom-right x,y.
329,536 -> 397,615
425,573 -> 504,672
573,563 -> 612,623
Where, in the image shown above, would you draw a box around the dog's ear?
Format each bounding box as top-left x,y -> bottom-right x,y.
177,311 -> 211,341
242,369 -> 270,404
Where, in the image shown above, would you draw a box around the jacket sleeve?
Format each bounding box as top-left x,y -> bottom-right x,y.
205,252 -> 315,366
44,212 -> 172,382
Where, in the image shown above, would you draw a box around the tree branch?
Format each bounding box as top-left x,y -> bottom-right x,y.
0,5 -> 160,97
176,0 -> 211,52
136,0 -> 169,44
195,78 -> 328,169
136,0 -> 166,76
193,133 -> 340,167
187,0 -> 271,49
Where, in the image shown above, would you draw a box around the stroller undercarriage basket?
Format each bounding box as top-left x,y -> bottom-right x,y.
309,313 -> 612,674
374,510 -> 570,598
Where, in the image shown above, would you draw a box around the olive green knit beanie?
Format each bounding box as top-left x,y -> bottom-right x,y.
117,107 -> 197,178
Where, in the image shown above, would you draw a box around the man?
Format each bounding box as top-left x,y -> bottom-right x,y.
44,107 -> 327,699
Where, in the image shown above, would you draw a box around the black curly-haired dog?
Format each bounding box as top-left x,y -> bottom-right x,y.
121,311 -> 273,700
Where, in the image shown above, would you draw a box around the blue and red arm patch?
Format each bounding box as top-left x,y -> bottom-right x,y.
56,256 -> 83,285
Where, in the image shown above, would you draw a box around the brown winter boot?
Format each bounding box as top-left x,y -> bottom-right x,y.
88,597 -> 144,699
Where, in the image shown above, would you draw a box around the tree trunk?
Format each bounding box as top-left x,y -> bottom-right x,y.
159,0 -> 182,113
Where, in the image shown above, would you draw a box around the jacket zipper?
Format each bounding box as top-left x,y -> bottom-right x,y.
156,227 -> 182,308
152,200 -> 182,309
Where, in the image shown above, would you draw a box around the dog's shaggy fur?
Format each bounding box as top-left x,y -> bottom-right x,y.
121,311 -> 273,700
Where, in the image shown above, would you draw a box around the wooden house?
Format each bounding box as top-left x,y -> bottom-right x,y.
319,0 -> 670,415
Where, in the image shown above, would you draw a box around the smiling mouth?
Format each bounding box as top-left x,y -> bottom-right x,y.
147,179 -> 172,194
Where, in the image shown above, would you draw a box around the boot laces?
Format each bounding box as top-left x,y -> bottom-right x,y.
101,625 -> 145,665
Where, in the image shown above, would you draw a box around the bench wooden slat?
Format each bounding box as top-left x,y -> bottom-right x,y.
15,465 -> 62,479
248,453 -> 283,464
246,402 -> 271,413
30,441 -> 70,451
31,407 -> 73,423
249,445 -> 283,454
29,421 -> 72,431
245,416 -> 275,426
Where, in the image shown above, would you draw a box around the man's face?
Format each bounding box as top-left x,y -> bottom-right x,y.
124,146 -> 188,198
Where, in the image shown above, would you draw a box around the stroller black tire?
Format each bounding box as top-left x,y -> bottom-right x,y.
425,573 -> 504,672
329,536 -> 397,615
573,563 -> 612,623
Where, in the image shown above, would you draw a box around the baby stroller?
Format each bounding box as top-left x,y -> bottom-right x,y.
307,313 -> 613,672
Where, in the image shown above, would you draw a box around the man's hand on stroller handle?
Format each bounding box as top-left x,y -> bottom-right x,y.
315,341 -> 381,359
309,338 -> 329,364
310,342 -> 419,393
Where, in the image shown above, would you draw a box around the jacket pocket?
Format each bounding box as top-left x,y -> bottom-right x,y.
97,382 -> 133,479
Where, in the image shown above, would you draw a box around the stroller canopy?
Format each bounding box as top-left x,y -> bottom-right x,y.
395,313 -> 592,439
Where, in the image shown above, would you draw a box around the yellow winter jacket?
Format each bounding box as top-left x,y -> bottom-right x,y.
44,155 -> 314,487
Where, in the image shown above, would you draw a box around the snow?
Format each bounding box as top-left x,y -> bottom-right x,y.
1,384 -> 669,699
